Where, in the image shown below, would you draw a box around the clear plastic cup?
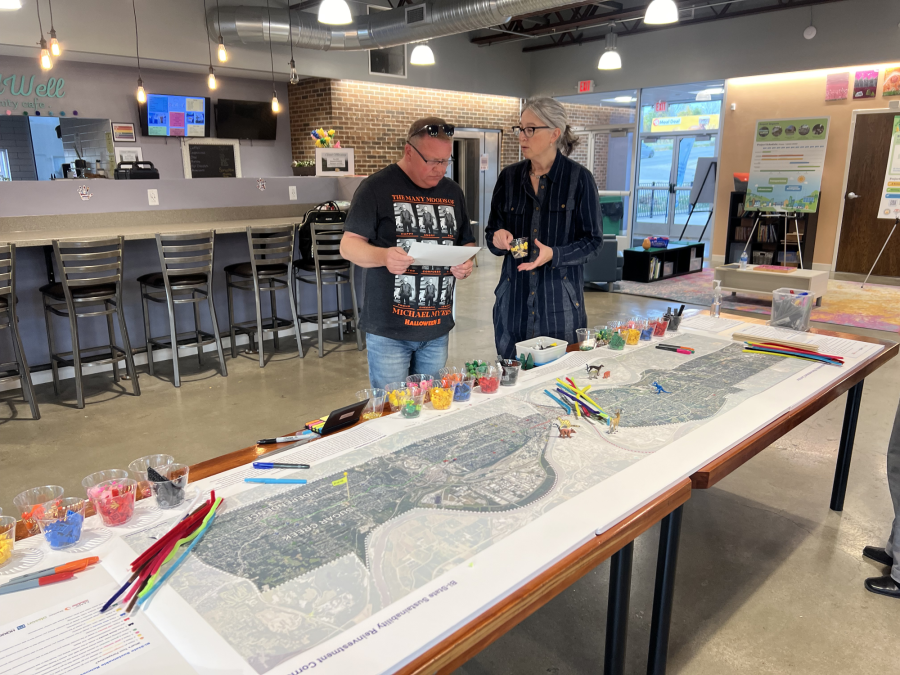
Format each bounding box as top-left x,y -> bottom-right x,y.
37,497 -> 86,550
500,359 -> 521,386
0,516 -> 15,567
477,365 -> 501,394
510,237 -> 529,259
87,478 -> 138,527
668,314 -> 683,331
152,463 -> 190,509
129,454 -> 175,499
639,318 -> 654,341
653,316 -> 669,337
356,388 -> 386,420
406,374 -> 434,402
13,485 -> 64,535
384,382 -> 407,413
609,331 -> 626,350
576,328 -> 595,350
454,375 -> 477,401
399,387 -> 425,418
594,325 -> 611,345
430,383 -> 456,410
82,469 -> 130,493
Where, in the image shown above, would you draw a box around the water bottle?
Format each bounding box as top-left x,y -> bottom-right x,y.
740,251 -> 748,269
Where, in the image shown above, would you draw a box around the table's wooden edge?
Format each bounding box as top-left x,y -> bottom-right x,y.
691,340 -> 899,490
394,479 -> 692,675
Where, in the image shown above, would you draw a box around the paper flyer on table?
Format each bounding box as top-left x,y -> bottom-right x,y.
406,241 -> 480,267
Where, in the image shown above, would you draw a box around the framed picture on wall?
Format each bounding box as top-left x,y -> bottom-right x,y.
316,148 -> 355,176
114,146 -> 143,164
112,123 -> 137,142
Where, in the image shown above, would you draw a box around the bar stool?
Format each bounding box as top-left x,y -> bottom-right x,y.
294,222 -> 363,357
138,231 -> 227,387
0,243 -> 39,419
225,224 -> 303,366
40,237 -> 140,409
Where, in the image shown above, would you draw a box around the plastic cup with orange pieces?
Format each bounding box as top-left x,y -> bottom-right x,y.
13,485 -> 64,535
430,383 -> 457,410
0,515 -> 16,567
477,365 -> 501,394
384,382 -> 407,413
510,237 -> 529,259
87,478 -> 138,527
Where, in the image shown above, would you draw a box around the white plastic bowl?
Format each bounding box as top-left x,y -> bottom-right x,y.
515,337 -> 569,366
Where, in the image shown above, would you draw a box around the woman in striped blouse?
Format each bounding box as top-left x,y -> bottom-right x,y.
486,97 -> 604,359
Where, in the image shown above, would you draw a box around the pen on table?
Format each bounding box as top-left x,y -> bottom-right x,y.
0,571 -> 76,595
244,478 -> 308,485
253,462 -> 311,470
257,433 -> 316,445
655,345 -> 693,355
677,304 -> 685,316
4,556 -> 99,586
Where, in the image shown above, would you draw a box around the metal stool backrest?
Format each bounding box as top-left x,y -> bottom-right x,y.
0,243 -> 14,316
53,237 -> 124,304
155,231 -> 214,290
310,222 -> 348,270
247,223 -> 296,275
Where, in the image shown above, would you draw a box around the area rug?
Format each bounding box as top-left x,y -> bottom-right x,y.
614,268 -> 900,333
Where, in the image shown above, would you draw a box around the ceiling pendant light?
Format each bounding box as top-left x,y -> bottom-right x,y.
597,23 -> 621,70
48,0 -> 60,56
0,1 -> 23,10
266,0 -> 280,113
215,0 -> 227,61
132,0 -> 146,103
645,0 -> 679,25
318,0 -> 351,26
803,8 -> 817,39
288,8 -> 299,84
204,0 -> 217,90
36,0 -> 51,70
410,43 -> 435,66
208,66 -> 217,90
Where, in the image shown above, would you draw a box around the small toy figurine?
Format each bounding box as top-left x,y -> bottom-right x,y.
651,381 -> 671,394
607,409 -> 622,435
586,364 -> 604,380
553,417 -> 578,438
518,353 -> 536,370
603,371 -> 611,379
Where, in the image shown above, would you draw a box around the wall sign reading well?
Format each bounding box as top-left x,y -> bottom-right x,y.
745,117 -> 830,214
877,115 -> 900,219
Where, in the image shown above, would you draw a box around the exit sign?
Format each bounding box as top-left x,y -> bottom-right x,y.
578,80 -> 595,93
655,100 -> 667,112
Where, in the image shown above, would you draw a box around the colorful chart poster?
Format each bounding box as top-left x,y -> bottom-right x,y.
854,69 -> 879,99
883,67 -> 900,97
825,72 -> 849,101
744,118 -> 830,214
876,115 -> 900,219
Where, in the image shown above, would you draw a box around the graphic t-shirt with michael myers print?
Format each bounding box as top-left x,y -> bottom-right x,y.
344,164 -> 475,341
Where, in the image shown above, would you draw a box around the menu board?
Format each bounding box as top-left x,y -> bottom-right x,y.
744,117 -> 830,213
188,143 -> 237,178
147,94 -> 207,137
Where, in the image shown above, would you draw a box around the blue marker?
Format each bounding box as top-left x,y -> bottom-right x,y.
244,478 -> 308,485
253,462 -> 310,470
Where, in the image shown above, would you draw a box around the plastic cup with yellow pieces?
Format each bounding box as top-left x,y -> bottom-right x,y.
384,382 -> 407,413
356,388 -> 386,420
510,237 -> 529,259
0,515 -> 15,567
430,383 -> 457,410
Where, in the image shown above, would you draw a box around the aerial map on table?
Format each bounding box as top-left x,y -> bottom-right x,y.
123,334 -> 807,673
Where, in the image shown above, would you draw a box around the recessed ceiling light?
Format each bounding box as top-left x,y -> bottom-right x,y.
613,96 -> 635,102
0,0 -> 22,10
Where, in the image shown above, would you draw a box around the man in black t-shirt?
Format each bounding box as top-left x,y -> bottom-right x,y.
341,117 -> 477,389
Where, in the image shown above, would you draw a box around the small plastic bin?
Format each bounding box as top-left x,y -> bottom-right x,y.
770,288 -> 814,331
515,337 -> 568,366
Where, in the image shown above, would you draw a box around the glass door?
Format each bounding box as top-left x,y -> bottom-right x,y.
672,135 -> 717,241
634,136 -> 676,241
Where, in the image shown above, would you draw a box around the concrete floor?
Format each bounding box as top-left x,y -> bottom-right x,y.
2,253 -> 898,674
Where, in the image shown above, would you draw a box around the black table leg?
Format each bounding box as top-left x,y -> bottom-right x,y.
604,541 -> 633,675
831,380 -> 865,512
647,506 -> 683,675
43,245 -> 55,284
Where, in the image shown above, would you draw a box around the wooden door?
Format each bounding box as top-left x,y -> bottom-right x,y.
835,112 -> 900,275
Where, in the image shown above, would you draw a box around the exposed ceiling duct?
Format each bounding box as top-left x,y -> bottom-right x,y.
206,0 -> 571,51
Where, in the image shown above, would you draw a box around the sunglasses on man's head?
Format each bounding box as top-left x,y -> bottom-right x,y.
409,124 -> 455,140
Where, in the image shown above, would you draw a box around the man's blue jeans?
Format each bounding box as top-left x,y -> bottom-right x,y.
365,333 -> 449,390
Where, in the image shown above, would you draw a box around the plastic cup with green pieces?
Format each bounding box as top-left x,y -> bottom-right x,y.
356,388 -> 387,420
577,328 -> 595,350
399,387 -> 426,418
609,330 -> 626,350
13,485 -> 64,536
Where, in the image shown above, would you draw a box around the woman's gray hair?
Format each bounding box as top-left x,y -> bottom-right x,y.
523,97 -> 580,156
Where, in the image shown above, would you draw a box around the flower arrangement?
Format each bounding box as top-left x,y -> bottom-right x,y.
291,159 -> 315,168
311,128 -> 341,148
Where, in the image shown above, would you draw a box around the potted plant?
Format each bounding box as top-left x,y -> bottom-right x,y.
292,159 -> 315,177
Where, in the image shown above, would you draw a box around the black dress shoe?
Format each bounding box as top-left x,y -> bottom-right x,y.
865,575 -> 900,598
863,545 -> 894,567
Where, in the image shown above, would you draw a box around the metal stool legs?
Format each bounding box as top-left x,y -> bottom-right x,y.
0,242 -> 40,419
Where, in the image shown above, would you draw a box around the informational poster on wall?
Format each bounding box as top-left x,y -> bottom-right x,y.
825,72 -> 849,101
853,69 -> 878,99
876,115 -> 900,219
744,118 -> 830,213
883,67 -> 900,97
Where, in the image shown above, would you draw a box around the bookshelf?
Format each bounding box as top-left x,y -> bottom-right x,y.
622,241 -> 705,283
724,191 -> 819,268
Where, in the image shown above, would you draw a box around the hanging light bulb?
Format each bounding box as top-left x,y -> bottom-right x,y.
39,38 -> 52,69
0,0 -> 23,9
271,91 -> 280,113
288,58 -> 299,85
597,24 -> 621,70
317,0 -> 351,26
49,30 -> 60,56
207,66 -> 217,90
132,1 -> 146,103
645,0 -> 679,25
217,37 -> 227,62
136,77 -> 146,104
410,43 -> 435,66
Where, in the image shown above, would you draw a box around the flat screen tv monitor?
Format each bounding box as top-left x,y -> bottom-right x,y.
139,94 -> 211,137
214,99 -> 277,140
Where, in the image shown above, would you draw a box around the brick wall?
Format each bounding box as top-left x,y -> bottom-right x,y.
0,116 -> 37,181
288,78 -> 625,186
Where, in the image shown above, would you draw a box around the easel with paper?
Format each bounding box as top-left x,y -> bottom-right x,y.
677,157 -> 717,242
